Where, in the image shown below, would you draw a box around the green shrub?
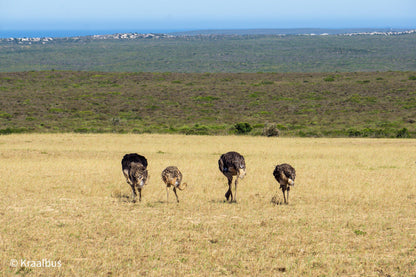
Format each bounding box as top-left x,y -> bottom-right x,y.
354,230 -> 367,236
356,80 -> 370,84
348,127 -> 393,138
298,130 -> 321,137
396,128 -> 410,138
0,127 -> 27,134
348,128 -> 362,137
48,108 -> 64,113
234,122 -> 252,134
323,76 -> 335,82
74,128 -> 89,133
192,95 -> 219,101
179,124 -> 210,135
0,112 -> 12,119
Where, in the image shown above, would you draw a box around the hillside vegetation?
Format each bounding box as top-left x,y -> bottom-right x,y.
1,71 -> 416,137
1,33 -> 415,72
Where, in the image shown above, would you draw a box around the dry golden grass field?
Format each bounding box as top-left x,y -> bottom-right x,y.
1,134 -> 415,276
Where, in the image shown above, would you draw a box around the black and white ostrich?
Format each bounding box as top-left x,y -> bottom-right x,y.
218,151 -> 246,203
273,163 -> 296,204
121,153 -> 148,202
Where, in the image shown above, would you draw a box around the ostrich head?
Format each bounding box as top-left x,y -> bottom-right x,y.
288,178 -> 295,186
137,175 -> 147,188
131,163 -> 148,187
239,164 -> 246,179
177,181 -> 188,190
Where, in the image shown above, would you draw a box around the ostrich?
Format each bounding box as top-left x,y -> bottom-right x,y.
273,163 -> 296,204
218,151 -> 246,203
161,166 -> 187,203
122,153 -> 148,171
121,153 -> 148,202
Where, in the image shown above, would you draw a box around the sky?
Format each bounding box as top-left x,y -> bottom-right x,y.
0,0 -> 415,31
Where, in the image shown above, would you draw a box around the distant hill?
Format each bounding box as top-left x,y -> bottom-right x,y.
171,28 -> 414,36
1,71 -> 415,137
0,30 -> 415,73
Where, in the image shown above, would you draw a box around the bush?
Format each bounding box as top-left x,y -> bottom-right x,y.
262,123 -> 280,137
0,127 -> 27,135
347,127 -> 393,138
74,128 -> 89,133
234,122 -> 252,134
0,112 -> 12,119
179,124 -> 210,135
298,130 -> 321,137
396,128 -> 410,138
347,128 -> 362,137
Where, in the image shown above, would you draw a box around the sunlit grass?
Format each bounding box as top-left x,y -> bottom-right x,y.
1,134 -> 415,276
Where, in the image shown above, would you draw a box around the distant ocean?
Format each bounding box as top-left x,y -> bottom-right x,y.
1,27 -> 414,39
0,29 -> 182,39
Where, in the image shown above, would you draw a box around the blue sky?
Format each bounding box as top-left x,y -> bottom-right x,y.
1,0 -> 415,31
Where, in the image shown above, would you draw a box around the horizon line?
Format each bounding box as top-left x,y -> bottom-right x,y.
1,27 -> 416,39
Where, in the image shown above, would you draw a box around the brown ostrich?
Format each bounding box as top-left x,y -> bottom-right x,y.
273,163 -> 296,204
161,166 -> 187,203
121,153 -> 148,202
218,151 -> 246,202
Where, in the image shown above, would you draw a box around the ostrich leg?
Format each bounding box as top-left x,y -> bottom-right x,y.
233,175 -> 239,203
173,187 -> 179,203
286,189 -> 289,204
282,188 -> 287,204
225,175 -> 232,201
131,185 -> 137,203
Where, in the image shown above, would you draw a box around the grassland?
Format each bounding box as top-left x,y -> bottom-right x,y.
1,134 -> 415,276
1,33 -> 416,73
1,71 -> 416,137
